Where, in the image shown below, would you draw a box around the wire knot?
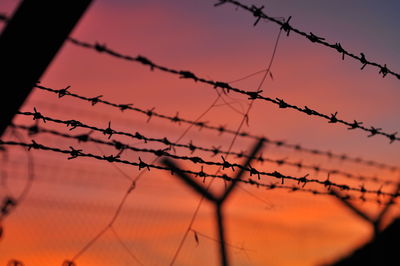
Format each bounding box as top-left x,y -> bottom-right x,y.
58,85 -> 71,98
221,156 -> 235,171
280,16 -> 292,36
329,112 -> 338,123
103,153 -> 120,162
251,5 -> 264,26
103,121 -> 114,139
334,42 -> 345,60
247,90 -> 263,100
118,103 -> 133,111
90,95 -> 103,106
66,120 -> 83,131
379,64 -> 388,77
28,140 -> 40,151
368,127 -> 381,137
360,53 -> 368,70
307,32 -> 324,43
276,98 -> 288,108
68,147 -> 83,160
195,166 -> 206,177
32,107 -> 46,123
348,120 -> 363,130
179,71 -> 198,82
138,157 -> 150,170
136,55 -> 155,71
94,43 -> 107,52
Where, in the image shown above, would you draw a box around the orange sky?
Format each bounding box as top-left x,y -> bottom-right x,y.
1,0 -> 400,265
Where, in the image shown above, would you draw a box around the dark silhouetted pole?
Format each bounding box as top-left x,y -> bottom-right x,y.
0,0 -> 92,136
162,139 -> 264,266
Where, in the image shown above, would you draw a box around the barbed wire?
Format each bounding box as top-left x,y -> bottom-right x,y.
66,38 -> 400,145
16,110 -> 398,193
12,123 -> 396,187
4,116 -> 400,199
3,5 -> 398,265
0,139 -> 394,204
214,0 -> 400,81
1,10 -> 398,169
35,83 -> 399,172
2,2 -> 400,170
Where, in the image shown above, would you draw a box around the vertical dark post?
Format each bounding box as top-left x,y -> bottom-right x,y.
162,139 -> 264,266
0,0 -> 92,136
216,204 -> 228,266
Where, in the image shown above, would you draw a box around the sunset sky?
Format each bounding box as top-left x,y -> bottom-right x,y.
1,0 -> 400,265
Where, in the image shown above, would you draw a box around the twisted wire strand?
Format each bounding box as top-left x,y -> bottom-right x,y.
35,83 -> 399,172
12,123 -> 395,186
66,38 -> 400,144
0,139 -> 396,204
214,0 -> 400,80
5,114 -> 399,199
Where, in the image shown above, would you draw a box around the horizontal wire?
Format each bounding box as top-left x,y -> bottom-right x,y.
0,139 -> 400,204
215,0 -> 400,80
0,138 -> 395,204
1,3 -> 399,169
65,38 -> 400,145
12,123 -> 396,186
9,111 -> 400,198
35,83 -> 399,172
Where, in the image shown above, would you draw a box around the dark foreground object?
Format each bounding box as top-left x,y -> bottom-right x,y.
333,218 -> 400,266
0,0 -> 92,136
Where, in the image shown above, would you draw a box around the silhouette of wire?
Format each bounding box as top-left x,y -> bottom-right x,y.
66,39 -> 400,144
35,84 -> 399,172
16,113 -> 380,195
227,68 -> 272,84
16,109 -> 398,197
1,139 -> 395,201
35,84 -> 399,171
109,226 -> 144,265
214,0 -> 400,81
190,229 -> 253,253
12,119 -> 395,187
3,3 -> 400,170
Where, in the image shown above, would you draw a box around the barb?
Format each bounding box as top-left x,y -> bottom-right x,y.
214,0 -> 400,80
66,39 -> 400,144
12,120 -> 396,187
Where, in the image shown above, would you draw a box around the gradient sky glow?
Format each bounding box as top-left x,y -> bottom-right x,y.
1,0 -> 400,265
